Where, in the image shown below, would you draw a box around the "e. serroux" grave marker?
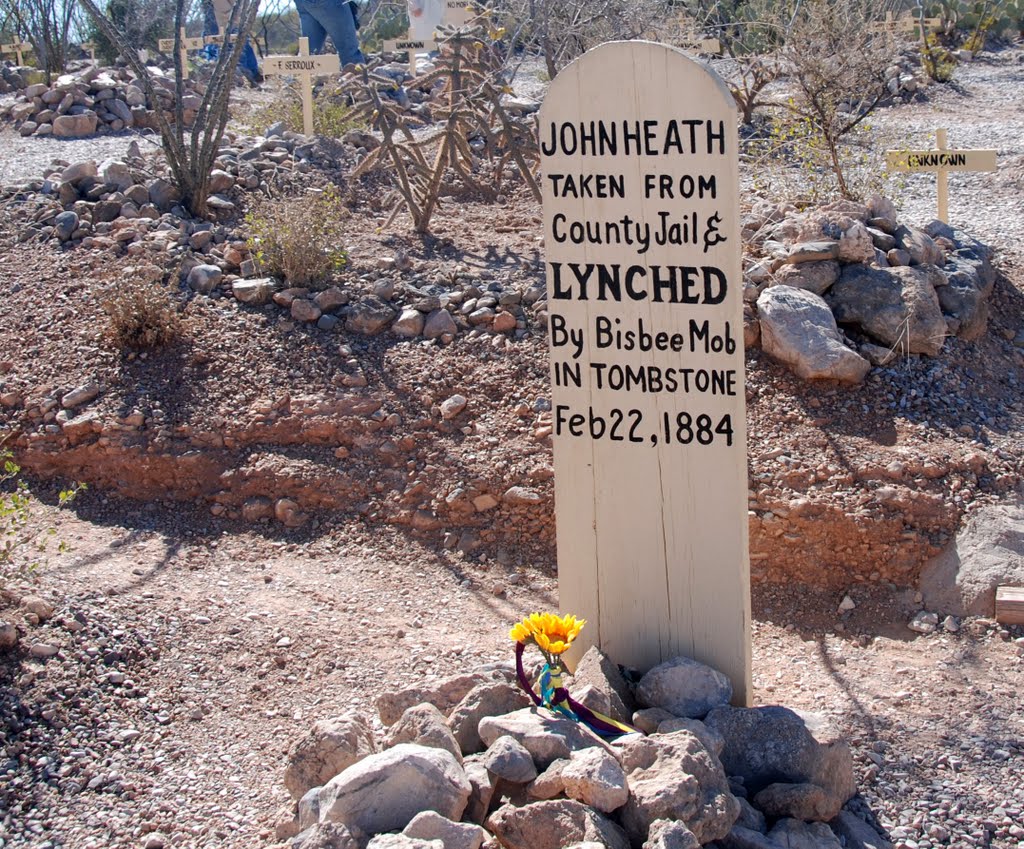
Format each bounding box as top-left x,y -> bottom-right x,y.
261,37 -> 340,136
886,128 -> 997,223
540,40 -> 750,701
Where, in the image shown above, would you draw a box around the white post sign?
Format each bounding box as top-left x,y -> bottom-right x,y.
0,37 -> 30,65
871,12 -> 942,35
540,40 -> 750,701
382,36 -> 437,74
886,128 -> 997,222
158,28 -> 206,79
443,0 -> 473,27
261,37 -> 340,135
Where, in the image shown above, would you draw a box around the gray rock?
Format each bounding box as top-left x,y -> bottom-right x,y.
284,712 -> 378,800
919,500 -> 1024,616
766,819 -> 842,849
61,382 -> 99,409
292,299 -> 323,323
655,717 -> 724,756
403,811 -> 485,849
383,703 -> 462,764
392,308 -> 425,337
867,227 -> 896,252
0,622 -> 17,651
644,819 -> 701,849
233,277 -> 275,305
148,178 -> 181,211
937,256 -> 989,341
314,287 -> 349,312
54,210 -> 79,241
838,222 -> 875,264
53,112 -> 98,137
461,755 -> 497,824
187,264 -> 223,294
365,835 -> 441,849
376,669 -> 511,727
439,394 -> 467,420
61,160 -> 97,184
632,707 -> 676,734
485,800 -> 630,849
294,822 -> 362,849
908,610 -> 939,634
568,645 -> 636,725
561,746 -> 628,813
526,758 -> 568,800
619,730 -> 739,844
423,308 -> 457,339
319,743 -> 470,835
771,261 -> 839,296
894,225 -> 944,266
735,796 -> 767,833
98,158 -> 132,190
703,707 -> 854,819
829,811 -> 893,849
636,655 -> 732,718
346,297 -> 396,335
448,681 -> 530,755
826,264 -> 948,356
757,287 -> 870,383
481,734 -> 536,783
753,781 -> 840,822
299,787 -> 321,830
208,168 -> 234,193
720,826 -> 785,849
478,707 -> 613,770
786,241 -> 840,263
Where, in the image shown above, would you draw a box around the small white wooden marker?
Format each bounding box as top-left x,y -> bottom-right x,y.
158,28 -> 206,79
871,12 -> 941,36
261,37 -> 340,136
443,0 -> 473,27
886,128 -> 997,222
382,36 -> 437,74
82,41 -> 97,62
540,40 -> 750,701
0,37 -> 30,66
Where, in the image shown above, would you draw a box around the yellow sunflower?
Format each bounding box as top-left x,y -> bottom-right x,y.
509,612 -> 586,656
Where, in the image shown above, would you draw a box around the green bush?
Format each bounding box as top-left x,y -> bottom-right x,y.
245,187 -> 349,287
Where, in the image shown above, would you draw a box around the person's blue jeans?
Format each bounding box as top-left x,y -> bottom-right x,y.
203,5 -> 260,80
294,0 -> 365,66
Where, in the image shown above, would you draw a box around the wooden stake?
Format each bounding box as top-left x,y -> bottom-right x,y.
995,586 -> 1024,625
0,37 -> 29,65
158,28 -> 205,80
936,128 -> 949,223
82,41 -> 97,62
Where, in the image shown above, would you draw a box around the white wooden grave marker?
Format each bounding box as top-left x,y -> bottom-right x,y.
885,128 -> 997,222
443,0 -> 474,27
158,28 -> 207,79
261,37 -> 340,136
0,37 -> 30,65
82,41 -> 97,62
540,40 -> 750,701
871,11 -> 941,36
382,36 -> 437,74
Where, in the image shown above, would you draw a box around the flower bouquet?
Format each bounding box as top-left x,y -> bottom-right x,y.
509,612 -> 637,738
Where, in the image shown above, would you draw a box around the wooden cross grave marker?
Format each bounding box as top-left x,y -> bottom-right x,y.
871,11 -> 942,36
261,37 -> 340,136
82,41 -> 97,62
158,28 -> 207,79
382,36 -> 437,74
0,37 -> 31,66
886,128 -> 997,223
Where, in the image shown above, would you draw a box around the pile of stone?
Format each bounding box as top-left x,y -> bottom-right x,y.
0,63 -> 42,94
742,195 -> 995,383
273,648 -> 886,849
3,63 -> 206,138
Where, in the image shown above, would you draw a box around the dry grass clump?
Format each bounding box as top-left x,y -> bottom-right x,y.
245,187 -> 349,288
103,278 -> 183,350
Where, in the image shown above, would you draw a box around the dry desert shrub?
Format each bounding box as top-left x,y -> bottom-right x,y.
103,278 -> 183,350
245,188 -> 349,287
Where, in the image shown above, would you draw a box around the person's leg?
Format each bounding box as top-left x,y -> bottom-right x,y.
314,0 -> 365,65
240,39 -> 260,78
295,0 -> 329,55
203,0 -> 220,61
